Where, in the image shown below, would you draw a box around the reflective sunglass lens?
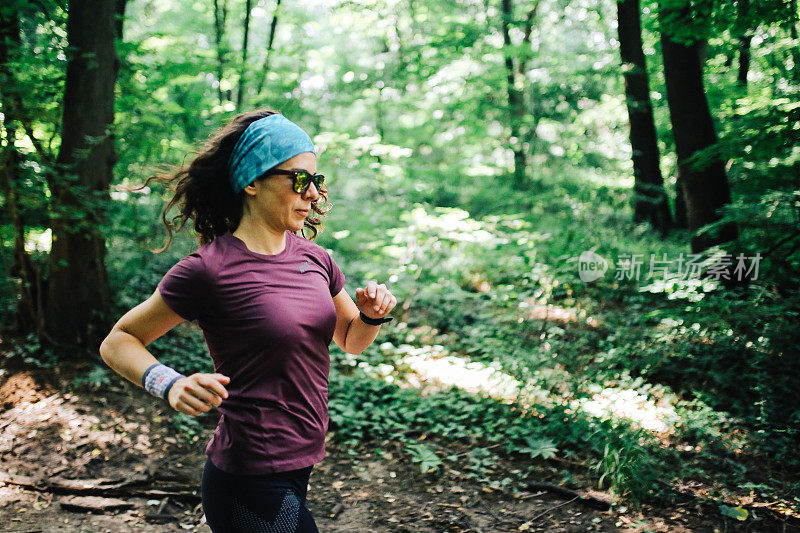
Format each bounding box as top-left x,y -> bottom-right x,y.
294,172 -> 323,193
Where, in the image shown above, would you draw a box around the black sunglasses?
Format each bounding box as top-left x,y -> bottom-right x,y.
266,169 -> 325,194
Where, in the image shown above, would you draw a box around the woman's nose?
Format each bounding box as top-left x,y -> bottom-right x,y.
303,181 -> 320,201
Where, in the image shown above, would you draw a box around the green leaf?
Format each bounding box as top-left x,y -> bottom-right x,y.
518,436 -> 559,460
719,505 -> 749,521
405,442 -> 442,474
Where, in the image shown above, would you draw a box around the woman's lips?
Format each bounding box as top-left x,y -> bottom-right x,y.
296,209 -> 309,216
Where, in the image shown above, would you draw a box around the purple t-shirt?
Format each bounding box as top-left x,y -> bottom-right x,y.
156,230 -> 345,475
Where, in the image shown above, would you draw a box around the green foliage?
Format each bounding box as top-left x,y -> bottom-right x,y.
592,436 -> 660,505
518,436 -> 558,460
4,334 -> 59,369
324,191 -> 799,505
171,412 -> 204,444
719,504 -> 749,521
71,365 -> 112,390
402,440 -> 442,474
463,447 -> 498,484
328,369 -> 670,504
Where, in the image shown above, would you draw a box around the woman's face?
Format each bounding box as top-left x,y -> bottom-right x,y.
242,151 -> 320,233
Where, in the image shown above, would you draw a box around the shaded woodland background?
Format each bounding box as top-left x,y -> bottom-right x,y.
1,0 -> 799,526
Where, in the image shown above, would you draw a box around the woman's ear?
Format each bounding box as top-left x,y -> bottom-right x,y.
242,181 -> 258,196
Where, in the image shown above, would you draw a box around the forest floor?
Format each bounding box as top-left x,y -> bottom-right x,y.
0,355 -> 797,532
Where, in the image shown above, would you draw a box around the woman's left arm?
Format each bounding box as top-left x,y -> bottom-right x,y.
332,280 -> 396,355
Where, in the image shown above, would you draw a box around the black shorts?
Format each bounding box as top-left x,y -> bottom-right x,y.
201,456 -> 320,532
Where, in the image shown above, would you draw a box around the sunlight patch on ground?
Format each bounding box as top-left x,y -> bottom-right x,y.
401,207 -> 499,244
361,343 -> 678,434
524,302 -> 601,328
397,345 -> 528,399
573,386 -> 678,433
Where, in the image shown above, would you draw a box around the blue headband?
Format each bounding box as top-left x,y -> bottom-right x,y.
227,114 -> 316,194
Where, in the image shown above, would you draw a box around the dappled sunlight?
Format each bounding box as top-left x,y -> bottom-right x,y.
359,342 -> 680,435
523,302 -> 601,328
582,168 -> 634,190
0,376 -> 159,484
356,342 -> 547,404
401,206 -> 498,244
399,345 -> 529,400
23,229 -> 52,254
573,386 -> 678,434
640,275 -> 719,302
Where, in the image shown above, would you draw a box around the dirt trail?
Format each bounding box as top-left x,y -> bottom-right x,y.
0,361 -> 792,532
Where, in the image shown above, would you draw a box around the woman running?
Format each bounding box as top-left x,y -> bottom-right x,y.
100,109 -> 396,532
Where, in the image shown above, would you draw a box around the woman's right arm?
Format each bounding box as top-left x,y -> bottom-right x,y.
99,289 -> 229,415
100,289 -> 185,385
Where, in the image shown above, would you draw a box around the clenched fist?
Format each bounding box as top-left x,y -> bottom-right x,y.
355,280 -> 396,320
168,373 -> 230,416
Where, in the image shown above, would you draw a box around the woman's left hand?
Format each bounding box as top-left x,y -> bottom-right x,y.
355,280 -> 397,319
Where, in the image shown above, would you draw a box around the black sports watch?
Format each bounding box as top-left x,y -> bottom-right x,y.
359,312 -> 394,326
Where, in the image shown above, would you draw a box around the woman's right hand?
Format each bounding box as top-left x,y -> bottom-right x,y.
167,373 -> 230,415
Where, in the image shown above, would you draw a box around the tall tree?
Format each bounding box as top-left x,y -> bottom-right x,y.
236,0 -> 253,110
44,0 -> 120,356
500,0 -> 538,189
255,0 -> 282,97
659,1 -> 738,252
115,0 -> 127,39
213,0 -> 230,102
617,0 -> 672,234
736,0 -> 752,87
518,3 -> 540,168
500,0 -> 527,188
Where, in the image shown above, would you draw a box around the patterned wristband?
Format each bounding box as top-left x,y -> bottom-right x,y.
142,363 -> 185,401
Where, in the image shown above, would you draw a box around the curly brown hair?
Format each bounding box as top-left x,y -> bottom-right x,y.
134,108 -> 330,253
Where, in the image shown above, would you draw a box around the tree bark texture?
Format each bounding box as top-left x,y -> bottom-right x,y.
45,0 -> 119,356
213,0 -> 230,102
736,0 -> 751,87
501,0 -> 528,188
660,4 -> 738,252
617,0 -> 672,234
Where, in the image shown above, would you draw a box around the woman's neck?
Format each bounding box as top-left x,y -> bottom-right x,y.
233,218 -> 286,255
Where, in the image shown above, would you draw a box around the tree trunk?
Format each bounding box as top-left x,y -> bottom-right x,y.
45,0 -> 119,357
501,0 -> 528,188
660,5 -> 738,252
213,0 -> 230,102
674,175 -> 687,229
736,0 -> 751,87
255,0 -> 282,97
114,0 -> 128,39
737,36 -> 751,86
618,0 -> 672,235
519,3 -> 541,159
236,0 -> 252,110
